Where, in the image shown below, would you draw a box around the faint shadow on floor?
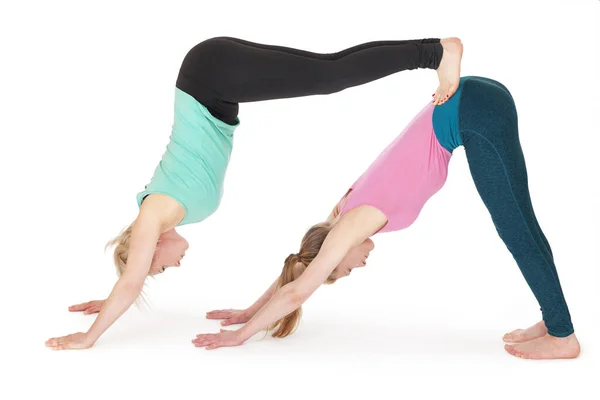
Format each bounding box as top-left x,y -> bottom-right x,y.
98,310 -> 504,357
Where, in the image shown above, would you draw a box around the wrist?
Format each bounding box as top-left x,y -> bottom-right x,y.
243,307 -> 256,319
236,325 -> 254,343
84,330 -> 99,344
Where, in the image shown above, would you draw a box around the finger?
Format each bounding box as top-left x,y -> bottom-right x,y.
68,303 -> 89,311
206,312 -> 229,319
207,309 -> 232,314
206,314 -> 229,320
193,340 -> 213,346
195,334 -> 219,341
50,342 -> 65,350
207,311 -> 233,317
194,334 -> 220,342
192,338 -> 214,346
206,342 -> 221,350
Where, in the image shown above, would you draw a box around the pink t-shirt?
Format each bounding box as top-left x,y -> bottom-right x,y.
339,103 -> 452,234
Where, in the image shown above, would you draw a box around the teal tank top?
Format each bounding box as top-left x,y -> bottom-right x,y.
137,88 -> 239,226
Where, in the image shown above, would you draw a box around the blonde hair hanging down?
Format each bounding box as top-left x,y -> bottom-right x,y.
105,222 -> 134,278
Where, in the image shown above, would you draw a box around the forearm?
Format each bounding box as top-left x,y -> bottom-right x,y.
238,285 -> 303,341
86,279 -> 143,342
245,278 -> 279,316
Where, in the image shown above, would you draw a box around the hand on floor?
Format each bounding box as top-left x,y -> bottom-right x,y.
68,300 -> 105,314
192,329 -> 244,350
205,308 -> 251,326
45,332 -> 94,350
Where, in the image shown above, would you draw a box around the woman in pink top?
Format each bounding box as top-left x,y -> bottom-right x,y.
195,76 -> 580,360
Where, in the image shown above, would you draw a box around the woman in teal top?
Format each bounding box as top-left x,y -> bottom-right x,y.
45,36 -> 463,350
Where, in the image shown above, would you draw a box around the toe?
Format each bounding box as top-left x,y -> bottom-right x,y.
503,329 -> 524,343
438,92 -> 447,105
434,90 -> 443,105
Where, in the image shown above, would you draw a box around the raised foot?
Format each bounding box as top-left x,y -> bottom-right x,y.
433,37 -> 463,105
504,333 -> 580,360
503,320 -> 548,343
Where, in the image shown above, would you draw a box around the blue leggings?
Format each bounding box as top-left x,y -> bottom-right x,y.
458,77 -> 574,337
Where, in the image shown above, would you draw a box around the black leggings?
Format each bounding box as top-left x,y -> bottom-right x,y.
175,37 -> 443,125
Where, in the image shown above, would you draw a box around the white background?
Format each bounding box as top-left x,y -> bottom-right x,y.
1,0 -> 599,399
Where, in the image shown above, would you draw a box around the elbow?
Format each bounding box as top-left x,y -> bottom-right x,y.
118,278 -> 145,296
283,287 -> 309,308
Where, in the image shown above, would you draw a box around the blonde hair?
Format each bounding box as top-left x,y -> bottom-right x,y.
268,222 -> 338,338
105,222 -> 135,278
105,221 -> 150,307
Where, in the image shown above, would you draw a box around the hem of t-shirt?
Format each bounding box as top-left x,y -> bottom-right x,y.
137,190 -> 189,226
175,87 -> 241,131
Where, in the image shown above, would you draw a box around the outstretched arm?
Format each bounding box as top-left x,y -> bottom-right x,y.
205,277 -> 280,326
194,205 -> 387,349
45,194 -> 185,350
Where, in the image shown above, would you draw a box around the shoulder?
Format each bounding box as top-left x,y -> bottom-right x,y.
139,193 -> 186,230
332,204 -> 387,239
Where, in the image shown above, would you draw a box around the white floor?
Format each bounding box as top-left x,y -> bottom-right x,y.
5,286 -> 598,400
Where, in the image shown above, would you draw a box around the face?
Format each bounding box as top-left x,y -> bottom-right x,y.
149,230 -> 190,275
333,238 -> 375,279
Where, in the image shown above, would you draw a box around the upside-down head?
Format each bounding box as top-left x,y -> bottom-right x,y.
106,222 -> 189,278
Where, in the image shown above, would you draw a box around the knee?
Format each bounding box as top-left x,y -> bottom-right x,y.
179,37 -> 234,75
177,37 -> 237,94
188,37 -> 232,56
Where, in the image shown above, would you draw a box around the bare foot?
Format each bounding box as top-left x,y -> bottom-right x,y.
504,333 -> 580,360
503,320 -> 548,343
433,37 -> 463,106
